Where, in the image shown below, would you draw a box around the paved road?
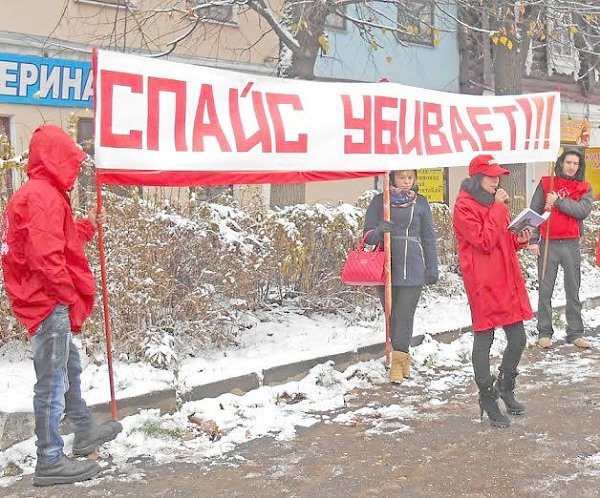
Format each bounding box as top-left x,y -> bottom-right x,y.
3,341 -> 600,498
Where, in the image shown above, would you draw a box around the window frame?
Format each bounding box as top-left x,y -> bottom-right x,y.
0,115 -> 16,197
0,116 -> 11,140
192,1 -> 238,26
554,19 -> 575,58
546,11 -> 580,77
76,117 -> 95,155
325,7 -> 347,32
396,0 -> 435,47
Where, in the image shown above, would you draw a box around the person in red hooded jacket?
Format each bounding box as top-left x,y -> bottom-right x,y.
1,125 -> 121,486
453,154 -> 534,428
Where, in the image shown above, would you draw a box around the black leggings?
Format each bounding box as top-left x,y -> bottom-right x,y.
377,285 -> 422,353
472,321 -> 527,386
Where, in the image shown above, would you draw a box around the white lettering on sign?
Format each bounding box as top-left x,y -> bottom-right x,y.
19,63 -> 38,95
39,66 -> 61,99
62,66 -> 82,100
82,75 -> 93,101
0,61 -> 18,96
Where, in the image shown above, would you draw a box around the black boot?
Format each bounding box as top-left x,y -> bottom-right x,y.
495,371 -> 525,415
477,376 -> 510,428
34,454 -> 101,486
73,421 -> 123,457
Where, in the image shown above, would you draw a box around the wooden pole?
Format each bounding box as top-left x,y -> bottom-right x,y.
541,162 -> 555,281
96,181 -> 118,420
382,173 -> 392,366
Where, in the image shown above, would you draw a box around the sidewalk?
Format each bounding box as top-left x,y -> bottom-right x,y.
2,294 -> 600,450
3,316 -> 600,496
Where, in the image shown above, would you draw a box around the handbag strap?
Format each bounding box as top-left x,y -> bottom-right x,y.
358,230 -> 383,252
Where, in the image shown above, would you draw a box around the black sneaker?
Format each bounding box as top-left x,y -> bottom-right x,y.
73,421 -> 123,457
34,455 -> 101,486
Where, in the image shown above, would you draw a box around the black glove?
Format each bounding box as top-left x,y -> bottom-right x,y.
425,273 -> 438,285
375,220 -> 395,235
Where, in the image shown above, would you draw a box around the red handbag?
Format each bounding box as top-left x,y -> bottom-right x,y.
341,230 -> 385,286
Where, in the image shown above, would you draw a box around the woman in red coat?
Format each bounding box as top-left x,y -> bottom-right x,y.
453,154 -> 534,428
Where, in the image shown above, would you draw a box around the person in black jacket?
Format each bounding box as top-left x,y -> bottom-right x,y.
363,170 -> 439,383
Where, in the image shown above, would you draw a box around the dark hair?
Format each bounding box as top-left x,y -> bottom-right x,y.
556,148 -> 586,180
460,174 -> 494,206
461,174 -> 483,191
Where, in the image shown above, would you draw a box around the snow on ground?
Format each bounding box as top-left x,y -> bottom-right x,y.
0,291 -> 475,414
1,309 -> 599,487
2,259 -> 600,486
3,267 -> 600,414
582,451 -> 600,477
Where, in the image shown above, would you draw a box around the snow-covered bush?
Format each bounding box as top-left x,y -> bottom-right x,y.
75,191 -> 379,363
2,184 -> 600,365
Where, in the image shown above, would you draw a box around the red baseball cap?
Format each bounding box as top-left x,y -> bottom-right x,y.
469,154 -> 510,177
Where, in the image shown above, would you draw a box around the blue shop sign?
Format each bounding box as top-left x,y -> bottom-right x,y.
0,53 -> 92,108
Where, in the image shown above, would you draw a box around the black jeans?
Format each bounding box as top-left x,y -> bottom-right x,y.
377,285 -> 422,352
472,321 -> 526,386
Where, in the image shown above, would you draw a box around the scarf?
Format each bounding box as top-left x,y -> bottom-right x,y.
390,186 -> 417,208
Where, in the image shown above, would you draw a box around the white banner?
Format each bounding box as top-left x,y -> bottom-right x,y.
94,49 -> 561,175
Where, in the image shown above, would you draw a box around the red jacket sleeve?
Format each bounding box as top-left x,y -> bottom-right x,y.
25,200 -> 78,306
454,201 -> 508,254
512,232 -> 529,251
75,218 -> 96,243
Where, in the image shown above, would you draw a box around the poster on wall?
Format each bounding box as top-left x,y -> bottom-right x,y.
560,119 -> 590,146
585,147 -> 600,200
418,168 -> 446,203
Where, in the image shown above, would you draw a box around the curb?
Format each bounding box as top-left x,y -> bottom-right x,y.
179,374 -> 261,404
2,295 -> 599,450
90,389 -> 178,426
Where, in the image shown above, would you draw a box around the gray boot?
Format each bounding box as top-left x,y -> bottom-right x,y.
477,376 -> 510,428
73,421 -> 123,457
34,454 -> 101,486
495,371 -> 525,415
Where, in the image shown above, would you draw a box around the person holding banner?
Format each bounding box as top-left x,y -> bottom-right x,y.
363,170 -> 438,384
1,125 -> 122,486
528,148 -> 593,349
453,154 -> 534,428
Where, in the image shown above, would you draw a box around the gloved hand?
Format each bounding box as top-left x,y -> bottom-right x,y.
425,273 -> 438,285
375,220 -> 395,235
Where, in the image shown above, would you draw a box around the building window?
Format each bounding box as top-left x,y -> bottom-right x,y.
396,0 -> 435,46
555,21 -> 574,57
74,118 -> 95,209
546,12 -> 579,77
77,117 -> 95,155
0,116 -> 10,140
0,116 -> 15,198
326,7 -> 346,31
192,1 -> 236,25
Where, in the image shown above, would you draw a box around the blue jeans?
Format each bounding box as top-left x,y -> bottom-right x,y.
32,305 -> 93,468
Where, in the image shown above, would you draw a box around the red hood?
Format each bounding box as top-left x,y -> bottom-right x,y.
26,125 -> 87,191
